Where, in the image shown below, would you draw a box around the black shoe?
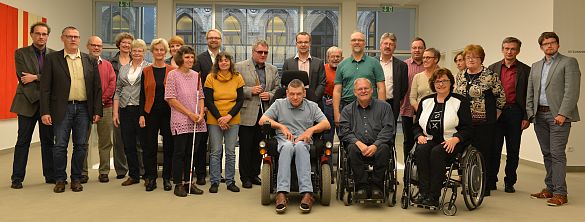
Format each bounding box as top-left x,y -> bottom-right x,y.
220,176 -> 226,183
242,180 -> 253,189
227,183 -> 240,192
196,177 -> 206,185
45,178 -> 56,184
116,174 -> 126,179
371,187 -> 384,199
209,183 -> 219,193
413,194 -> 428,204
80,175 -> 89,184
11,181 -> 23,189
145,179 -> 157,191
355,189 -> 368,199
484,189 -> 491,196
174,184 -> 187,197
422,197 -> 439,207
488,183 -> 497,191
98,174 -> 109,183
505,184 -> 516,193
251,176 -> 261,185
163,179 -> 172,191
185,183 -> 204,195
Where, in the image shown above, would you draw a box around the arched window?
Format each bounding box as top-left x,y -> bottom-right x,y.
367,19 -> 376,52
266,16 -> 287,65
112,14 -> 130,37
309,17 -> 334,60
223,15 -> 242,61
176,15 -> 194,44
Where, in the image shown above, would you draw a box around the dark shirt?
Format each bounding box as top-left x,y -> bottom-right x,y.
500,61 -> 517,105
339,99 -> 395,148
252,60 -> 267,89
32,46 -> 46,71
152,67 -> 167,110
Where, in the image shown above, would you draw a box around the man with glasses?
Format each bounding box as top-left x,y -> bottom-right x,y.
236,40 -> 280,189
41,26 -> 102,193
10,22 -> 55,189
282,32 -> 326,109
81,36 -> 117,183
487,37 -> 531,194
192,29 -> 223,185
378,33 -> 408,125
400,37 -> 426,163
527,32 -> 581,206
333,31 -> 386,129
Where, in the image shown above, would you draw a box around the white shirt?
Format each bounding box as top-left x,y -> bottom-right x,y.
128,60 -> 145,85
208,49 -> 220,64
380,57 -> 393,99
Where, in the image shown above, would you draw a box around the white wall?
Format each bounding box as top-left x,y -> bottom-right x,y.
553,0 -> 585,166
0,0 -> 93,150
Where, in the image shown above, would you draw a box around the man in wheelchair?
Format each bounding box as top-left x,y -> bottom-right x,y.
339,78 -> 395,200
259,79 -> 330,213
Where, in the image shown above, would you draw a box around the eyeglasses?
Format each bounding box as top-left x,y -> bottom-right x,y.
32,32 -> 49,37
255,50 -> 269,55
465,57 -> 481,61
355,87 -> 371,92
207,37 -> 221,40
422,56 -> 436,60
351,39 -> 365,42
89,44 -> 103,48
434,80 -> 451,85
63,35 -> 80,40
541,41 -> 558,46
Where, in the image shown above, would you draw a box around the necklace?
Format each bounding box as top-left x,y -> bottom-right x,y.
467,73 -> 480,85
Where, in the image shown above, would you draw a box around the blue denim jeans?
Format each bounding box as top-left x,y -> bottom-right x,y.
52,103 -> 90,182
277,140 -> 313,193
322,97 -> 335,144
208,124 -> 239,185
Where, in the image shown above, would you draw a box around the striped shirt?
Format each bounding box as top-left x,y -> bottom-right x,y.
400,58 -> 425,117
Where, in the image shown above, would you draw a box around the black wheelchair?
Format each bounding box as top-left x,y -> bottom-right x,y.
336,142 -> 399,206
259,70 -> 333,206
400,144 -> 486,216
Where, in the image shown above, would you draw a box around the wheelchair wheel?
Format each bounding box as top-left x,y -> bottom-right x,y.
343,191 -> 352,206
320,164 -> 332,206
442,202 -> 457,216
260,163 -> 272,205
461,147 -> 485,210
387,147 -> 398,207
401,154 -> 419,209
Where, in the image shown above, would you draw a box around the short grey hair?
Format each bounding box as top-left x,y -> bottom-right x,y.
252,39 -> 269,51
380,32 -> 397,45
326,46 -> 342,58
288,79 -> 305,89
149,38 -> 169,53
353,78 -> 372,89
131,39 -> 148,51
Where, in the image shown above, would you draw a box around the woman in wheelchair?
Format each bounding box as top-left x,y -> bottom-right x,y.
412,68 -> 472,207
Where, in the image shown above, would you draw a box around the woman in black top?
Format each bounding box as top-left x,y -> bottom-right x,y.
413,68 -> 472,207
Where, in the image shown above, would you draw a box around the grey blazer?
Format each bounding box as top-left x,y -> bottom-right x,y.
10,45 -> 55,117
115,61 -> 151,108
526,53 -> 581,122
281,56 -> 326,105
235,59 -> 280,126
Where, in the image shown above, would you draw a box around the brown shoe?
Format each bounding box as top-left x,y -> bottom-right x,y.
121,178 -> 140,186
300,192 -> 315,213
531,189 -> 553,199
71,181 -> 83,192
275,192 -> 288,213
53,181 -> 66,193
547,194 -> 568,206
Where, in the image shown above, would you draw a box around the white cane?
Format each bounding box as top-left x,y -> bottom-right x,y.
188,76 -> 202,195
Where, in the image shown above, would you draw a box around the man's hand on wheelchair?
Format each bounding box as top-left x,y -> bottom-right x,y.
441,137 -> 460,153
294,129 -> 314,144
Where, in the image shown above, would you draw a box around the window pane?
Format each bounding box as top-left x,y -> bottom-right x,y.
215,6 -> 299,68
304,7 -> 339,61
357,7 -> 416,57
176,5 -> 212,55
95,1 -> 157,47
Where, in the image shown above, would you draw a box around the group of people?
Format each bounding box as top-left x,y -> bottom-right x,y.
9,20 -> 580,215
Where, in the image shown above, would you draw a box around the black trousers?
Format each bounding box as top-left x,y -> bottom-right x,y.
494,104 -> 523,186
12,111 -> 55,182
238,110 -> 262,182
401,116 -> 415,162
143,106 -> 173,180
472,123 -> 496,188
348,143 -> 390,189
415,140 -> 463,199
173,133 -> 194,184
193,131 -> 208,179
119,106 -> 142,180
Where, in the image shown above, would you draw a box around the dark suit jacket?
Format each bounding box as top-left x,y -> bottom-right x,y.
282,56 -> 326,106
10,45 -> 54,117
40,50 -> 103,123
192,50 -> 213,84
379,56 -> 408,118
488,60 -> 531,120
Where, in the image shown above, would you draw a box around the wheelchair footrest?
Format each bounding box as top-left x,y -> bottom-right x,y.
357,198 -> 385,204
412,203 -> 439,210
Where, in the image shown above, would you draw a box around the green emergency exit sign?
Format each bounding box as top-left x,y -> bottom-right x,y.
382,5 -> 393,13
119,1 -> 131,7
